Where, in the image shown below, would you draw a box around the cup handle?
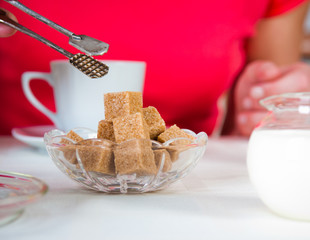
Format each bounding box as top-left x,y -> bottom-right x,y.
22,72 -> 59,127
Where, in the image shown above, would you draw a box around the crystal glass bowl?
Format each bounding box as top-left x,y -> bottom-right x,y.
0,171 -> 48,225
44,128 -> 207,193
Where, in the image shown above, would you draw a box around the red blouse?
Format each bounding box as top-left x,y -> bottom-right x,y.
0,0 -> 306,135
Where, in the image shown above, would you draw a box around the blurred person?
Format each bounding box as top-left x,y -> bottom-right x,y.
0,0 -> 309,137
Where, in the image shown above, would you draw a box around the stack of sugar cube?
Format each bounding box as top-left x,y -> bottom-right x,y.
60,91 -> 195,176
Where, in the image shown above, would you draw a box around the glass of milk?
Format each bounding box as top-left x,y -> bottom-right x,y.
247,92 -> 310,221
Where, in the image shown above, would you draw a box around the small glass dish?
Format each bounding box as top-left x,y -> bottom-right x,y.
44,128 -> 208,193
0,171 -> 48,226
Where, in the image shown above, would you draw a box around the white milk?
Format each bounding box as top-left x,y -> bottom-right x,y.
247,129 -> 310,221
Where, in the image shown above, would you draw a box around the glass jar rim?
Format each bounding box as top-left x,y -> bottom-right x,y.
260,92 -> 310,112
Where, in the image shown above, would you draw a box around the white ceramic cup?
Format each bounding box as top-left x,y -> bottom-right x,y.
22,60 -> 146,131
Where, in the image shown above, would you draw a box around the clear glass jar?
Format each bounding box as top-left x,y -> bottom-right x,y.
247,92 -> 310,221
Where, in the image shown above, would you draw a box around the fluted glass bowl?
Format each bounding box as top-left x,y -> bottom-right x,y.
0,171 -> 48,225
44,128 -> 207,193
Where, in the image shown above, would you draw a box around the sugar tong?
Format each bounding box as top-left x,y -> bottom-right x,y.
0,0 -> 109,78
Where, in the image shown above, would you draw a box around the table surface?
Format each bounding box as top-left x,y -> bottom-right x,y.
1,136 -> 310,240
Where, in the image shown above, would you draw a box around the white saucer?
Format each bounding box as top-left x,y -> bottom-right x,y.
12,125 -> 56,149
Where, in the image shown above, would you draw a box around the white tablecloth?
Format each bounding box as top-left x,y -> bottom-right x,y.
1,136 -> 310,240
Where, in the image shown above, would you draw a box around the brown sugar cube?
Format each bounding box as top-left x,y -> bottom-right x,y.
59,145 -> 78,164
157,124 -> 195,144
112,112 -> 150,143
66,130 -> 84,142
67,130 -> 84,142
78,138 -> 114,148
97,120 -> 115,141
61,130 -> 84,145
164,145 -> 191,162
142,106 -> 166,140
104,91 -> 143,120
59,131 -> 84,164
77,139 -> 115,175
113,139 -> 157,175
157,125 -> 195,162
153,149 -> 172,172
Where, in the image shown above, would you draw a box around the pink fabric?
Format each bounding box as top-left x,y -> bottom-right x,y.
0,0 -> 305,135
265,0 -> 306,17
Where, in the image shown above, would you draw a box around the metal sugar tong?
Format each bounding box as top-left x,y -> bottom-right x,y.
0,0 -> 109,78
